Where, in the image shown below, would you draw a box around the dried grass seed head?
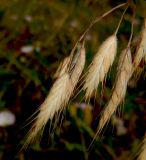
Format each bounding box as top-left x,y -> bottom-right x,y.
24,73 -> 72,146
83,34 -> 117,99
97,48 -> 133,134
24,42 -> 86,147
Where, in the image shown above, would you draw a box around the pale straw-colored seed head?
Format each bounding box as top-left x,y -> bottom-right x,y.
137,135 -> 146,160
24,73 -> 72,147
133,19 -> 146,68
118,48 -> 133,74
96,48 -> 133,136
83,34 -> 117,99
23,42 -> 86,148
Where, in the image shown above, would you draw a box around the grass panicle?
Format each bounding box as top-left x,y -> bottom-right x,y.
23,2 -> 127,149
22,4 -> 146,159
83,34 -> 117,100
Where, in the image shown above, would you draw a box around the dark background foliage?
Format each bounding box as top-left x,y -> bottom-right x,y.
0,0 -> 146,159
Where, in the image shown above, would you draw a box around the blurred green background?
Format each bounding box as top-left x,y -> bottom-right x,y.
0,0 -> 146,160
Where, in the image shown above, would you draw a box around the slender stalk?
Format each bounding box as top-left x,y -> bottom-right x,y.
114,6 -> 128,35
69,3 -> 127,61
79,3 -> 127,41
117,5 -> 136,72
127,6 -> 136,48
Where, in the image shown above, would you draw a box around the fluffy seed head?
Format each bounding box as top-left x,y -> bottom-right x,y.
24,42 -> 86,147
97,48 -> 133,134
25,73 -> 72,146
83,34 -> 117,99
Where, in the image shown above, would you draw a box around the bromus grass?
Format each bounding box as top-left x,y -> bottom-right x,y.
23,1 -> 146,159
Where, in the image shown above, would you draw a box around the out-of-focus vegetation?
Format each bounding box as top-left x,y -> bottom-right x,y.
0,0 -> 146,159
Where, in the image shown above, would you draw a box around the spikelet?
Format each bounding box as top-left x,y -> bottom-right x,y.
24,42 -> 86,147
54,56 -> 70,78
97,48 -> 133,135
24,73 -> 72,146
83,35 -> 117,99
138,135 -> 146,160
133,19 -> 146,68
69,42 -> 86,87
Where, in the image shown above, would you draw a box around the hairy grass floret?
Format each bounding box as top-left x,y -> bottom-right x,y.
23,42 -> 86,148
83,35 -> 117,99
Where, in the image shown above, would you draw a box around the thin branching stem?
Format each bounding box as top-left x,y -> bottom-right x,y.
119,5 -> 136,70
127,5 -> 136,48
114,5 -> 128,35
79,3 -> 127,41
69,3 -> 127,60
